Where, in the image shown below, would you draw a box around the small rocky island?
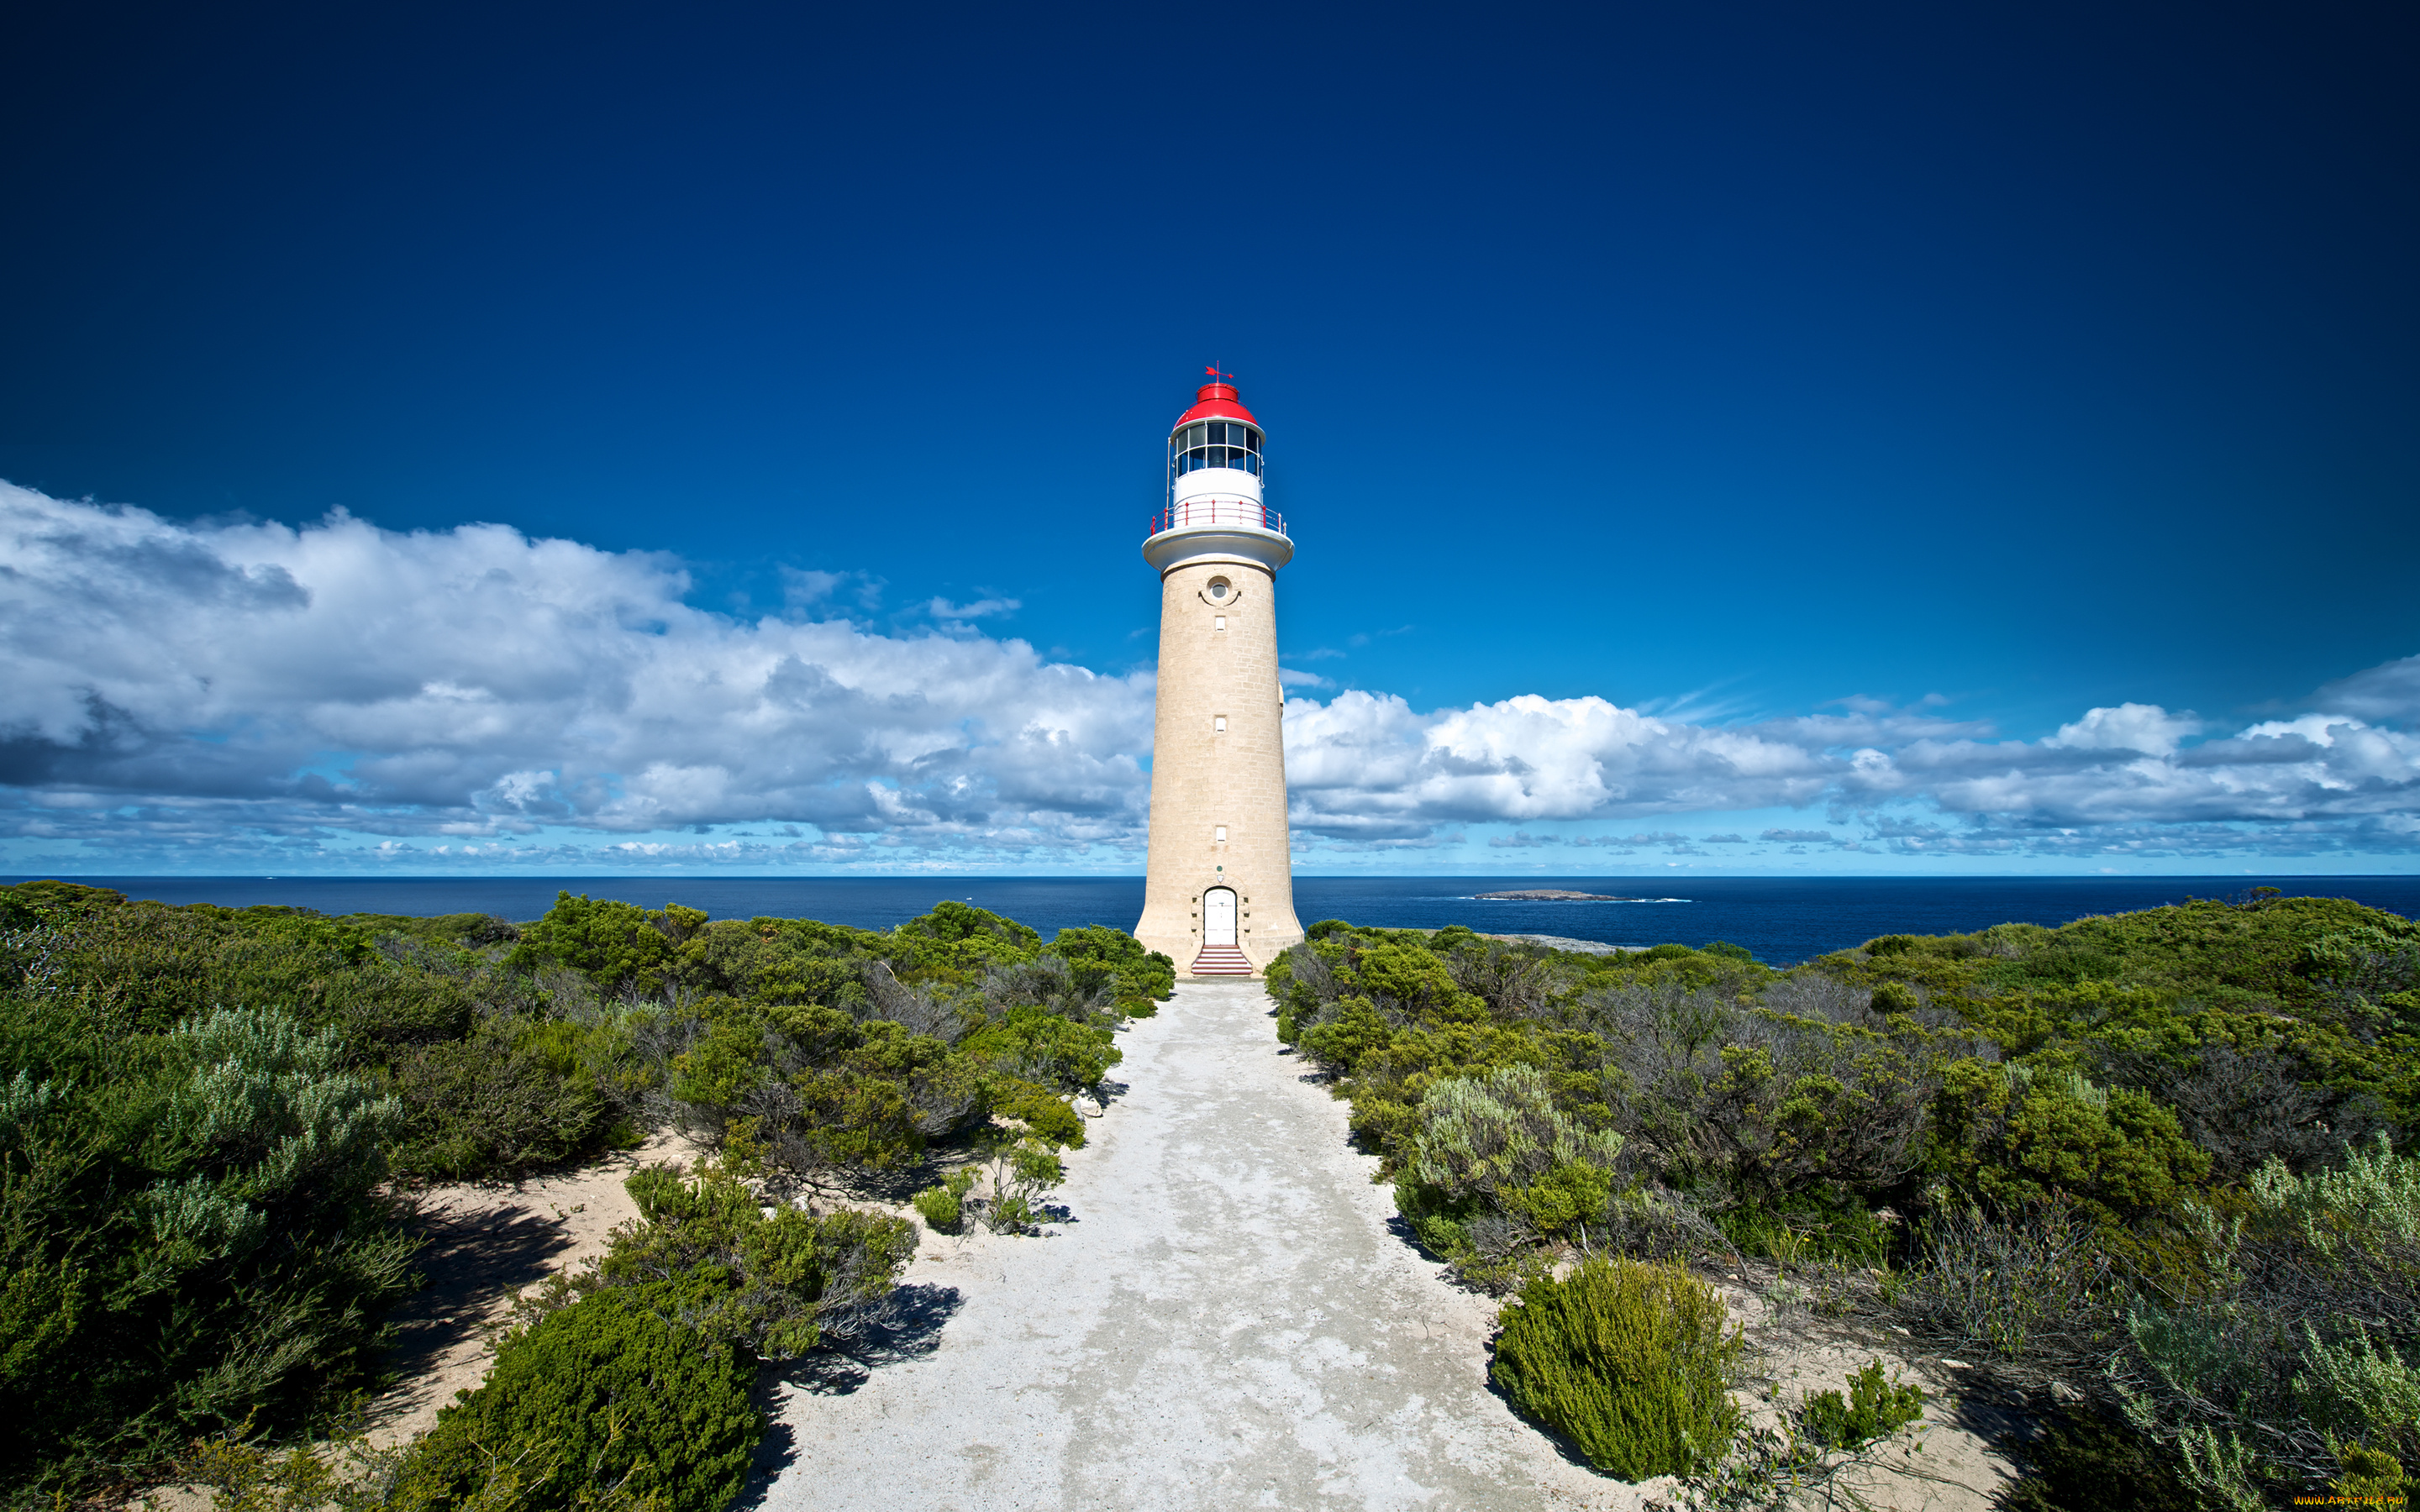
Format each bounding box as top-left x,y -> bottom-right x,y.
1473,889 -> 1627,901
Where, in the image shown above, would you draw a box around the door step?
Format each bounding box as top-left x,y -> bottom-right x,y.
1189,945 -> 1255,976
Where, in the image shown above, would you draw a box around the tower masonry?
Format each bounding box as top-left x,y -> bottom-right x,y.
1133,377 -> 1306,977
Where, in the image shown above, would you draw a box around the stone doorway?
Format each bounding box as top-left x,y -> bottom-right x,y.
1202,886 -> 1237,947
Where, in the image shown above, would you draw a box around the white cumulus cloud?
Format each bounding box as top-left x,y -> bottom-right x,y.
0,483 -> 1152,867
1280,685 -> 2420,858
5,480 -> 2418,869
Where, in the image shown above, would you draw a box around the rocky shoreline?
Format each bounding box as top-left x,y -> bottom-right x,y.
1479,932 -> 1638,955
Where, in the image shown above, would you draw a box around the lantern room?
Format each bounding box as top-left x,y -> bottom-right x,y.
1166,380 -> 1266,508
1148,376 -> 1287,554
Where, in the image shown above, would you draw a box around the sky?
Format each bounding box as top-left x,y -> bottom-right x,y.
2,1 -> 2416,876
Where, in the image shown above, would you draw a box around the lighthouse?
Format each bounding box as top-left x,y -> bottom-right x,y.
1132,374 -> 1307,976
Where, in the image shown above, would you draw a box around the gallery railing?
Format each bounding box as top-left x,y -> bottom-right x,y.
1146,499 -> 1287,538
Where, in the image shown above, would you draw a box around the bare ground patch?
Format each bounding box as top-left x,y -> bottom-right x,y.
366,1128 -> 711,1446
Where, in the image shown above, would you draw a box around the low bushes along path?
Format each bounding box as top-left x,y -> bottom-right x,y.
750,978 -> 1646,1512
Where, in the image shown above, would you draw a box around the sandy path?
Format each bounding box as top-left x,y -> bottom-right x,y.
747,979 -> 1654,1512
367,1128 -> 706,1446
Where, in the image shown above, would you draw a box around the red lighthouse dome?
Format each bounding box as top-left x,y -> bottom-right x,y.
1176,381 -> 1259,428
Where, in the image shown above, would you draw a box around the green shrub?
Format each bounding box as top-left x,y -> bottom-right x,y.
17,900 -> 370,1032
1,883 -> 1150,1498
978,1137 -> 1066,1233
1799,1358 -> 1923,1449
1713,1190 -> 1892,1268
393,1287 -> 760,1512
1869,979 -> 1921,1016
511,893 -> 700,997
1400,1063 -> 1625,1280
187,1433 -> 359,1511
576,1162 -> 918,1359
1040,923 -> 1176,1016
666,1004 -> 989,1178
1297,997 -> 1396,1074
1896,1198 -> 2118,1365
1410,1063 -> 1624,1208
896,899 -> 1041,954
2116,1137 -> 2420,1508
913,1168 -> 979,1233
1928,1059 -> 2209,1223
0,995 -> 417,1497
1491,1257 -> 1743,1479
385,1034 -> 606,1182
1581,973 -> 1949,1205
960,1005 -> 1121,1099
1263,900 -> 2420,1506
2336,1443 -> 2409,1499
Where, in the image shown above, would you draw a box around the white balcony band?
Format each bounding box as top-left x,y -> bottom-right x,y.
1142,496 -> 1292,575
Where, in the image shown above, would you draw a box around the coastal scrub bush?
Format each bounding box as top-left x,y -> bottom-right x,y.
613,1163 -> 917,1357
187,1431 -> 367,1512
976,1137 -> 1067,1234
895,898 -> 1042,956
1894,1197 -> 2118,1367
913,1168 -> 979,1233
1409,1063 -> 1626,1214
959,1003 -> 1122,1102
510,1160 -> 919,1362
385,1034 -> 607,1181
621,900 -> 1168,1191
1270,896 -> 2420,1504
509,894 -> 702,998
1581,973 -> 1953,1204
392,1286 -> 760,1512
1397,1063 -> 1625,1285
1926,1060 -> 2209,1224
1797,1359 -> 1923,1450
1491,1257 -> 1743,1479
0,989 -> 417,1497
2114,1136 -> 2420,1508
662,1003 -> 988,1182
1711,1189 -> 1892,1270
1297,996 -> 1397,1074
1678,1361 -> 1930,1509
1035,924 -> 1176,1016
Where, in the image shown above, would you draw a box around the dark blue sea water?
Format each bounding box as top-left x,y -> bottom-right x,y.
13,874 -> 2419,965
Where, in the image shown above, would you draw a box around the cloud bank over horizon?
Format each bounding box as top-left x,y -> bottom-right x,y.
5,482 -> 2417,872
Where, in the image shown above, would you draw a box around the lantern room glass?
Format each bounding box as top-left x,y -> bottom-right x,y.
1170,421 -> 1264,478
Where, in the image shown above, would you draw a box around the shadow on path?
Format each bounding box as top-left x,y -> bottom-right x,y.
734,1283 -> 968,1508
789,1282 -> 966,1395
380,1203 -> 577,1381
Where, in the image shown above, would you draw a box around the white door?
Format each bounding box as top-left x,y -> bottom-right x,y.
1203,887 -> 1238,946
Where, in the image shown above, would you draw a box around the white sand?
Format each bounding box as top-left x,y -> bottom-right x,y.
747,979 -> 1657,1512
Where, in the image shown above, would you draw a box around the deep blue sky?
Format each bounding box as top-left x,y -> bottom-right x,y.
3,1 -> 2417,875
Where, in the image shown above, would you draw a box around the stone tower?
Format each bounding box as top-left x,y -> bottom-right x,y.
1132,376 -> 1307,977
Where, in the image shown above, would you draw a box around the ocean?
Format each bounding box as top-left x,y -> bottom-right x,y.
13,874 -> 2417,965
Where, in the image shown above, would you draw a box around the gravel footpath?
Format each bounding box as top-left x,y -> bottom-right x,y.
747,979 -> 1653,1512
